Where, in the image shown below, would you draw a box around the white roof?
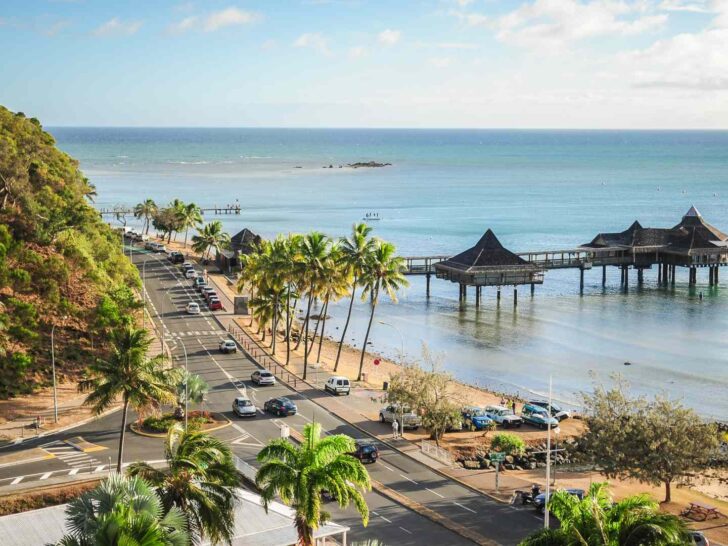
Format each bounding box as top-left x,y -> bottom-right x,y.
685,205 -> 702,218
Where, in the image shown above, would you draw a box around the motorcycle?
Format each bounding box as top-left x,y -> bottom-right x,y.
515,484 -> 542,505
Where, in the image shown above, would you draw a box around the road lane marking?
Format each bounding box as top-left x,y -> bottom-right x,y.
371,511 -> 392,524
381,463 -> 395,472
400,474 -> 418,485
69,469 -> 79,475
426,488 -> 445,498
40,472 -> 52,480
94,465 -> 105,473
11,477 -> 23,485
453,501 -> 477,514
399,526 -> 413,535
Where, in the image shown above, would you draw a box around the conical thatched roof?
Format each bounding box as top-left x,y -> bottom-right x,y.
672,205 -> 728,243
438,229 -> 529,270
230,228 -> 262,255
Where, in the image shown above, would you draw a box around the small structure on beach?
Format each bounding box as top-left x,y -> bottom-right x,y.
217,228 -> 263,273
434,229 -> 544,306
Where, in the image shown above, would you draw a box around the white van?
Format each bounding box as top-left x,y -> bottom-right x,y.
324,376 -> 351,396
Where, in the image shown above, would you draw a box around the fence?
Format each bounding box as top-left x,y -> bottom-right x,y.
420,440 -> 454,467
227,322 -> 303,389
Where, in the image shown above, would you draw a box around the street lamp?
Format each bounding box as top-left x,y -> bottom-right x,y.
180,341 -> 189,430
377,320 -> 404,360
545,375 -> 553,529
50,315 -> 68,424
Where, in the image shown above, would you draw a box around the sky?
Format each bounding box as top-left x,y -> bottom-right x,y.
1,0 -> 727,128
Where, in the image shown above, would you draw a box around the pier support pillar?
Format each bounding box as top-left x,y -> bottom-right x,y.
426,273 -> 431,298
657,263 -> 662,284
530,283 -> 535,296
475,286 -> 481,307
689,267 -> 696,285
709,267 -> 714,286
671,265 -> 676,286
716,267 -> 720,285
497,287 -> 501,302
513,288 -> 518,307
624,267 -> 629,287
579,269 -> 585,292
637,268 -> 644,284
602,266 -> 606,287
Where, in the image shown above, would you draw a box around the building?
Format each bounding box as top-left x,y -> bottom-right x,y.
217,228 -> 262,274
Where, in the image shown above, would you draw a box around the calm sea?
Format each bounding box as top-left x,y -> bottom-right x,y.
51,127 -> 728,419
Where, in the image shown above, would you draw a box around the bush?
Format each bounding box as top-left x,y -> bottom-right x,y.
142,414 -> 179,433
491,433 -> 526,455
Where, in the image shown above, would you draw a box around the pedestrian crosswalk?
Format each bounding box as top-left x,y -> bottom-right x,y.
40,441 -> 104,470
165,330 -> 224,338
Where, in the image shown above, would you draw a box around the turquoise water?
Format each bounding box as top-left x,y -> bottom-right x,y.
51,128 -> 728,419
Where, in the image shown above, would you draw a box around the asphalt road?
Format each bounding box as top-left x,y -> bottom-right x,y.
0,249 -> 542,545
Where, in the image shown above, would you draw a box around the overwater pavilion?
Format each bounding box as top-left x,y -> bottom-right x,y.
434,229 -> 544,306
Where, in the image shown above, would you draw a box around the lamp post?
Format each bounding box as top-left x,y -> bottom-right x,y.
545,375 -> 553,529
180,341 -> 189,430
50,315 -> 67,424
377,320 -> 406,436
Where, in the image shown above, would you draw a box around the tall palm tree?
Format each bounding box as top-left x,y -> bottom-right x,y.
256,422 -> 370,546
282,234 -> 303,365
334,223 -> 374,371
178,202 -> 203,248
357,240 -> 408,381
127,423 -> 243,545
518,483 -> 690,546
134,198 -> 158,235
298,232 -> 330,379
176,371 -> 209,418
312,244 -> 348,363
169,199 -> 187,242
56,474 -> 189,546
192,221 -> 231,261
79,326 -> 178,472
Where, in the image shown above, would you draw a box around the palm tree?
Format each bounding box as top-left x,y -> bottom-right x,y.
192,221 -> 231,261
334,223 -> 375,371
178,202 -> 203,248
56,474 -> 189,546
518,483 -> 690,546
298,232 -> 330,379
357,240 -> 408,381
127,423 -> 242,545
79,326 -> 178,472
256,422 -> 370,546
313,244 -> 348,363
169,199 -> 187,242
176,370 -> 209,418
134,198 -> 158,235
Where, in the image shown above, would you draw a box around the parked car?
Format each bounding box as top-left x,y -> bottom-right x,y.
208,297 -> 223,310
181,261 -> 194,270
168,251 -> 184,264
528,399 -> 571,421
232,397 -> 257,417
324,376 -> 350,396
349,440 -> 379,463
251,370 -> 276,386
485,405 -> 524,428
379,405 -> 421,429
193,277 -> 206,289
186,302 -> 200,315
521,404 -> 559,429
201,287 -> 217,301
534,488 -> 585,514
144,241 -> 156,251
461,406 -> 494,431
185,268 -> 197,279
219,339 -> 237,353
264,396 -> 297,416
689,531 -> 709,546
150,242 -> 166,252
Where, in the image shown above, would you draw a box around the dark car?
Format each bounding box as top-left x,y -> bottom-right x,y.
264,397 -> 297,417
168,251 -> 184,264
528,400 -> 571,421
349,440 -> 379,463
534,488 -> 585,514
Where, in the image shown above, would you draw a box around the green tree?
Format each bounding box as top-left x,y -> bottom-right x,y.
176,370 -> 209,417
491,433 -> 525,455
518,482 -> 690,546
357,240 -> 408,381
127,423 -> 243,545
580,377 -> 719,502
56,474 -> 189,546
298,232 -> 330,379
256,422 -> 371,546
134,198 -> 158,235
334,223 -> 374,371
178,202 -> 203,248
192,221 -> 231,261
79,326 -> 178,472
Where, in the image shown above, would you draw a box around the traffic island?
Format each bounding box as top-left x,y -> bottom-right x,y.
130,411 -> 231,438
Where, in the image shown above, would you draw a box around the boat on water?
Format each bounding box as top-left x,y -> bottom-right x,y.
363,212 -> 381,221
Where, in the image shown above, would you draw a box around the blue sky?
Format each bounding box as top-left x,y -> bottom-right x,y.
1,0 -> 726,128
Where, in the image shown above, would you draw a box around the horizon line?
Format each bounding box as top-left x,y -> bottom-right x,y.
46,125 -> 728,131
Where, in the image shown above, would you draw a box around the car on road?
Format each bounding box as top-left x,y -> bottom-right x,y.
461,406 -> 494,431
251,370 -> 276,386
528,399 -> 571,421
324,376 -> 350,396
193,277 -> 206,289
689,531 -> 709,546
185,268 -> 198,279
379,405 -> 421,429
219,339 -> 237,353
202,287 -> 217,301
150,242 -> 166,252
264,396 -> 297,417
521,404 -> 559,430
144,241 -> 156,250
348,440 -> 379,463
168,251 -> 184,264
208,297 -> 223,311
186,302 -> 201,315
534,488 -> 585,514
232,397 -> 257,418
485,405 -> 524,428
181,261 -> 194,270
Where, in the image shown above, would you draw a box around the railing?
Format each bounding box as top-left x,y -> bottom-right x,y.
402,255 -> 450,275
227,322 -> 303,388
420,440 -> 454,467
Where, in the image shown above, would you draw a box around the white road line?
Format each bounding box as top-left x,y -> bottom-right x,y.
39,472 -> 52,480
426,487 -> 445,498
400,474 -> 418,485
381,463 -> 395,472
69,469 -> 79,475
399,526 -> 413,535
371,511 -> 392,524
94,465 -> 105,473
453,501 -> 477,514
10,476 -> 23,485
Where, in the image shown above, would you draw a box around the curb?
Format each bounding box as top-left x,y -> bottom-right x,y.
65,436 -> 107,453
0,451 -> 56,469
130,414 -> 232,438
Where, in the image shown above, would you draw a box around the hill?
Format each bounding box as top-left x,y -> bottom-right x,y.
0,106 -> 138,398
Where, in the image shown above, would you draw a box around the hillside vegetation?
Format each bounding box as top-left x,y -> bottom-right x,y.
0,106 -> 138,398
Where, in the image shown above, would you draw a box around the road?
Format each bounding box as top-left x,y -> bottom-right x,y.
0,249 -> 542,545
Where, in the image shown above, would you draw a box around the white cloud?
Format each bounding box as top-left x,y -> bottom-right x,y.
349,46 -> 367,58
429,56 -> 453,68
203,7 -> 256,31
168,16 -> 198,34
436,41 -> 478,49
378,28 -> 401,45
294,32 -> 331,55
92,17 -> 142,37
659,0 -> 711,12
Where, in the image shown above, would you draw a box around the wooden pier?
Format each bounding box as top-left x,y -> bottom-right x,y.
98,205 -> 242,216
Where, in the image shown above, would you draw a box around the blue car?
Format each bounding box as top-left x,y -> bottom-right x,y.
521,404 -> 559,430
461,406 -> 494,431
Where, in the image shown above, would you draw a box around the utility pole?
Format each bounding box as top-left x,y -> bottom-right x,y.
51,323 -> 59,424
544,375 -> 553,529
181,341 -> 189,430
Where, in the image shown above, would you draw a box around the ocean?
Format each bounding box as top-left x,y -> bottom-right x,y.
50,127 -> 728,419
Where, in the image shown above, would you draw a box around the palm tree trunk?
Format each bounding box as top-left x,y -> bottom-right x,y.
302,294 -> 314,380
316,297 -> 329,362
335,276 -> 357,371
357,289 -> 378,381
184,227 -> 189,248
285,288 -> 292,365
295,515 -> 314,546
664,480 -> 671,503
117,397 -> 129,473
271,294 -> 279,353
307,301 -> 325,361
295,291 -> 313,351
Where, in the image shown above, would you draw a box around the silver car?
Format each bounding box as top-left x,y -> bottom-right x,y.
251,370 -> 276,386
379,405 -> 421,429
232,397 -> 257,417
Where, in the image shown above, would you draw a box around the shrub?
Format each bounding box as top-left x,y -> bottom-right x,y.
490,433 -> 526,455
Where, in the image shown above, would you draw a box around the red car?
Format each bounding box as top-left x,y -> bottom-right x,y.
208,298 -> 223,310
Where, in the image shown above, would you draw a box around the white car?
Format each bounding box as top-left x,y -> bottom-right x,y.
324,376 -> 351,396
185,268 -> 197,279
186,302 -> 200,315
379,405 -> 421,429
251,370 -> 276,386
219,339 -> 237,353
232,397 -> 257,418
485,405 -> 524,428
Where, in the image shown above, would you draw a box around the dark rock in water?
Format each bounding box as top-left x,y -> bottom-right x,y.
624,361 -> 632,366
347,161 -> 392,168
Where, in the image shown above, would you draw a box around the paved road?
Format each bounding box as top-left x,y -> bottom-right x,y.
0,249 -> 542,545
